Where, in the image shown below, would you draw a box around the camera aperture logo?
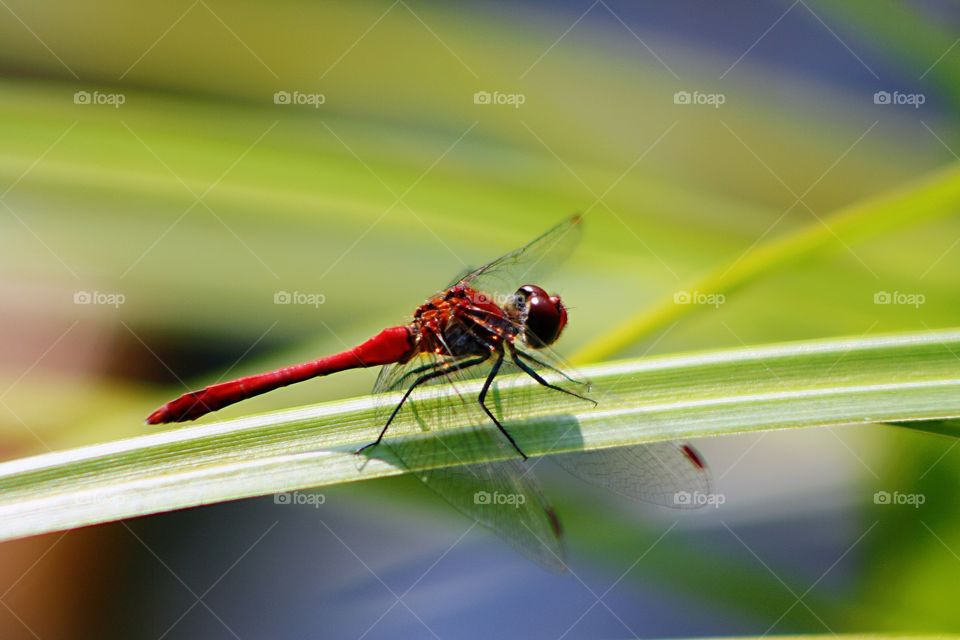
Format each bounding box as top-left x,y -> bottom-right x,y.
273,90 -> 326,108
474,490 -> 526,508
274,290 -> 326,308
74,290 -> 125,308
74,90 -> 126,108
468,290 -> 515,307
674,490 -> 725,508
673,90 -> 725,108
874,490 -> 924,508
873,290 -> 924,308
473,90 -> 525,108
673,289 -> 725,308
873,90 -> 925,109
274,491 -> 325,508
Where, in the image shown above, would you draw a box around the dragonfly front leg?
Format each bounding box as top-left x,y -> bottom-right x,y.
477,351 -> 528,460
514,349 -> 589,387
509,344 -> 596,406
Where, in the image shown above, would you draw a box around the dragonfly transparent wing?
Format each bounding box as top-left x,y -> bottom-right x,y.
453,214 -> 583,300
551,442 -> 712,509
371,351 -> 568,571
512,342 -> 714,509
384,428 -> 567,571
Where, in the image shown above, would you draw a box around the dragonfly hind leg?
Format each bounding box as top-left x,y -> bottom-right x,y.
356,355 -> 488,456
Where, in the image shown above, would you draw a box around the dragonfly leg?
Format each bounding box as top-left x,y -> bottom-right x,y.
356,355 -> 488,455
477,351 -> 529,460
515,349 -> 588,386
509,344 -> 597,406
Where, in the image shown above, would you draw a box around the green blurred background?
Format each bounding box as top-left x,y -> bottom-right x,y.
1,1 -> 960,638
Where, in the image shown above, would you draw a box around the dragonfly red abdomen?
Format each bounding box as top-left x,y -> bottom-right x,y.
146,325 -> 415,424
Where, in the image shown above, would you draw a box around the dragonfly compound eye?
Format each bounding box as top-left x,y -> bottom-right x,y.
517,284 -> 568,347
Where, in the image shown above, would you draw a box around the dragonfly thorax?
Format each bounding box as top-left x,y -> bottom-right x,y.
408,283 -> 568,358
411,285 -> 518,358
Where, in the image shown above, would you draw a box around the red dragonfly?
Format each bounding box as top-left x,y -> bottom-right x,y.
148,216 -> 710,569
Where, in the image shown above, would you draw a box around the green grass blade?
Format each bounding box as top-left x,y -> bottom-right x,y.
572,163 -> 960,363
1,329 -> 960,543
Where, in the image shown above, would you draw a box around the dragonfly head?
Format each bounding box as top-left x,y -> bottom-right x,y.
510,284 -> 568,348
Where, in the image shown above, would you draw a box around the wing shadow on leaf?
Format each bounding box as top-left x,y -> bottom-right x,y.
361,414 -> 585,572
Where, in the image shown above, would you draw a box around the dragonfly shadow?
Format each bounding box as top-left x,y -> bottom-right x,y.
356,412 -> 587,475
355,413 -> 585,573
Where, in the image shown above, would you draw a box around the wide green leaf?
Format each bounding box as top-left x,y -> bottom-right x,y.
1,328 -> 959,543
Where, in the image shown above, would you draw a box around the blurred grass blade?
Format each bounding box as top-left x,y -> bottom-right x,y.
697,637 -> 958,640
1,329 -> 960,542
573,163 -> 960,362
888,418 -> 960,438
